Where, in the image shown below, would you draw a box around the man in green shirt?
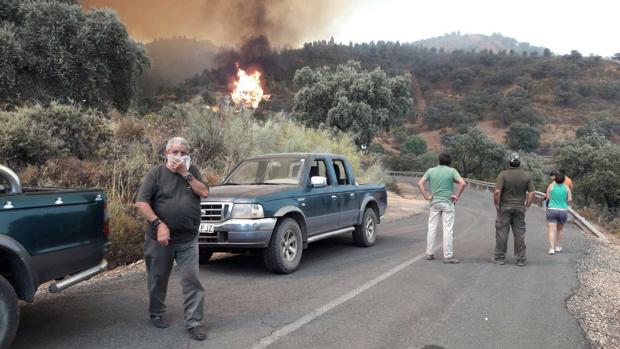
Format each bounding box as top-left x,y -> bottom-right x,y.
493,153 -> 535,266
417,153 -> 466,264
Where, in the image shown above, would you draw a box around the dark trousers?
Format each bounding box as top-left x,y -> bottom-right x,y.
495,205 -> 527,262
144,237 -> 205,329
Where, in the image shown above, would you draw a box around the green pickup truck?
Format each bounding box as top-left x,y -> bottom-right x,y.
198,153 -> 387,274
0,165 -> 110,348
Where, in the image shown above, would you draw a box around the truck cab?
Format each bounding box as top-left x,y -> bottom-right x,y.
198,153 -> 387,274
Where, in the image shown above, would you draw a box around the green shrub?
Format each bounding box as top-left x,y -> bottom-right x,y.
367,142 -> 385,154
412,152 -> 438,171
401,135 -> 428,155
106,197 -> 144,268
383,154 -> 416,171
393,130 -> 408,144
0,108 -> 64,167
30,103 -> 112,159
18,157 -> 104,188
506,122 -> 541,152
0,103 -> 111,167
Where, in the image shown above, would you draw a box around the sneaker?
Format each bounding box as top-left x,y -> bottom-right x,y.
150,315 -> 169,329
516,260 -> 526,267
494,259 -> 505,265
548,248 -> 555,255
555,246 -> 562,252
187,325 -> 208,341
443,258 -> 460,264
425,254 -> 434,260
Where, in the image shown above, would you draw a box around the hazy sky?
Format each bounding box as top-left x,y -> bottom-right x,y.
82,0 -> 618,56
331,0 -> 618,56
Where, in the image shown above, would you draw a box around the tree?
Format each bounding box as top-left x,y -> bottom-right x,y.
555,133 -> 607,205
401,135 -> 427,155
495,88 -> 543,126
293,61 -> 413,146
554,79 -> 577,106
576,113 -> 620,140
444,128 -> 506,179
613,53 -> 620,62
506,123 -> 541,152
1,0 -> 149,111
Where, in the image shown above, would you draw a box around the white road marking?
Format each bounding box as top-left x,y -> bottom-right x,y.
249,247 -> 439,349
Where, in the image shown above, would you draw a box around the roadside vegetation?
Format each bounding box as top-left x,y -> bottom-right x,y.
0,102 -> 386,267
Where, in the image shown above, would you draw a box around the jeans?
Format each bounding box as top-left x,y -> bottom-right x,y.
144,237 -> 205,329
426,201 -> 456,258
495,205 -> 527,262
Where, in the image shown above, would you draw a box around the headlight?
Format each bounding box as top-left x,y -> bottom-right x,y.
231,204 -> 264,219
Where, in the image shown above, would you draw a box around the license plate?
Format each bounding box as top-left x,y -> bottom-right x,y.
199,223 -> 215,234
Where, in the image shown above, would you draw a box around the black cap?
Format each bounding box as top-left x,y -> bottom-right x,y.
549,170 -> 557,176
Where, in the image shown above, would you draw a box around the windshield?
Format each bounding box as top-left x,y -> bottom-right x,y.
225,158 -> 305,185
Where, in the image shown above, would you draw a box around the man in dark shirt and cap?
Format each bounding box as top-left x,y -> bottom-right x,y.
493,153 -> 535,266
135,137 -> 210,341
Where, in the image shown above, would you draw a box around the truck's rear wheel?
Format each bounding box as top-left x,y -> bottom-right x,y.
0,275 -> 19,349
263,218 -> 303,274
353,208 -> 378,247
198,248 -> 213,264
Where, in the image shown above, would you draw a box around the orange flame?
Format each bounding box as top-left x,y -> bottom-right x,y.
231,65 -> 270,109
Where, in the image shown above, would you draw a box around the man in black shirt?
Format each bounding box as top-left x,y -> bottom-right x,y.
493,153 -> 535,267
135,137 -> 210,341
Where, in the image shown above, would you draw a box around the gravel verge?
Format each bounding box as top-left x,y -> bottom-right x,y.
567,237 -> 620,349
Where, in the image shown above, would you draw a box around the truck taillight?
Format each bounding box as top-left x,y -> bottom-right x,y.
103,202 -> 111,239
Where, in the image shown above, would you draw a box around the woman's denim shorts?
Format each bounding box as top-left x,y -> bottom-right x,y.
546,209 -> 568,225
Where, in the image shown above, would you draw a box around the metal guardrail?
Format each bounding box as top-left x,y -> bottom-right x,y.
387,171 -> 610,243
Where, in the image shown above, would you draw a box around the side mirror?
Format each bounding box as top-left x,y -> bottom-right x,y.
310,176 -> 327,188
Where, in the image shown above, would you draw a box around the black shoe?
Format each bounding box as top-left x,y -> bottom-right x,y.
150,315 -> 169,329
188,325 -> 207,341
442,258 -> 460,264
425,254 -> 434,260
516,260 -> 526,267
494,259 -> 505,265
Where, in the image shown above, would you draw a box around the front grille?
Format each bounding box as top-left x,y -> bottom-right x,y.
200,202 -> 231,222
199,231 -> 228,243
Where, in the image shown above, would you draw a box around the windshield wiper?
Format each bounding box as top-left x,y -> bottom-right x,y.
222,182 -> 240,185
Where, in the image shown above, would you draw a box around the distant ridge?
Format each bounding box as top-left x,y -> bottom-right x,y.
413,32 -> 548,55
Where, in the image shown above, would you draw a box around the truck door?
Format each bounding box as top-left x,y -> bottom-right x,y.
331,159 -> 358,227
301,159 -> 338,234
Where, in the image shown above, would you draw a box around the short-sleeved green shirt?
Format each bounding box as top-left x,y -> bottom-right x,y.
496,167 -> 534,207
136,164 -> 206,242
422,165 -> 462,205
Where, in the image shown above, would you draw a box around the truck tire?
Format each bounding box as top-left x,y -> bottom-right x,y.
0,275 -> 18,349
198,248 -> 213,264
262,218 -> 303,274
353,208 -> 378,247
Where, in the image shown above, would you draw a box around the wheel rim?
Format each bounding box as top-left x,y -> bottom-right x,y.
365,216 -> 375,239
281,230 -> 298,261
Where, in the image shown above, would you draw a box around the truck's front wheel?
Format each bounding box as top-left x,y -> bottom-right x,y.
353,208 -> 378,247
263,218 -> 303,274
0,275 -> 18,349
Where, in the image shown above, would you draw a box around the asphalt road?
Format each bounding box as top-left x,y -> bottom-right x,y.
13,188 -> 588,349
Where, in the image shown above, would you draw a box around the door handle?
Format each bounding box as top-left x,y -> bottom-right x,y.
331,195 -> 337,199
350,193 -> 355,197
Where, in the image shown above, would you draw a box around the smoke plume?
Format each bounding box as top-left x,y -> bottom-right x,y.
82,0 -> 354,47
